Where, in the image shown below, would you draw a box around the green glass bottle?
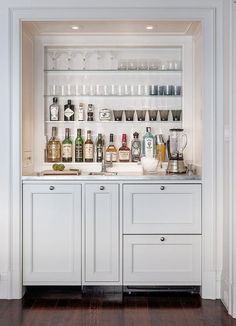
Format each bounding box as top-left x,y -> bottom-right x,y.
75,129 -> 84,162
62,128 -> 72,162
96,133 -> 103,162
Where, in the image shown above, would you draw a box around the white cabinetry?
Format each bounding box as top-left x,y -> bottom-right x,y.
123,184 -> 201,234
123,183 -> 202,286
84,184 -> 120,284
23,184 -> 81,285
123,235 -> 201,285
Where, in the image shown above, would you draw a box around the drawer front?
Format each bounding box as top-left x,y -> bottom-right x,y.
123,184 -> 201,234
123,235 -> 201,285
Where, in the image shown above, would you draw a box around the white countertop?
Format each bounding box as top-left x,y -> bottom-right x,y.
22,171 -> 202,183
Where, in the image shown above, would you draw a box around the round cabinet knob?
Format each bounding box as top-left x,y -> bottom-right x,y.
100,186 -> 105,190
49,186 -> 55,191
160,237 -> 165,242
160,186 -> 165,191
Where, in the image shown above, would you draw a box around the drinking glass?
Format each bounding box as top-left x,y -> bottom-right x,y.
113,110 -> 123,121
148,110 -> 158,121
171,110 -> 182,121
173,85 -> 182,96
125,110 -> 135,121
118,60 -> 128,70
47,50 -> 61,70
159,110 -> 170,121
136,110 -> 147,121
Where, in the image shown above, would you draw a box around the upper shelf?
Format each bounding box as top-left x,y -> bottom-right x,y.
44,69 -> 183,74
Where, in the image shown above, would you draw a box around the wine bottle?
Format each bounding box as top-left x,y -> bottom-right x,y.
75,129 -> 84,162
62,128 -> 72,162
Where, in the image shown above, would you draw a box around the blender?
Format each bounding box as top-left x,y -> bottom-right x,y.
166,128 -> 187,173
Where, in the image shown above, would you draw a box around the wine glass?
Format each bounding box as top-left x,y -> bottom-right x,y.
47,50 -> 61,70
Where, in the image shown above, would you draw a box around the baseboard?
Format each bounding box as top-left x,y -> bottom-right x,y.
221,277 -> 229,310
0,272 -> 10,299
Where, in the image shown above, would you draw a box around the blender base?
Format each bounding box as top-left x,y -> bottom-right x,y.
166,160 -> 187,174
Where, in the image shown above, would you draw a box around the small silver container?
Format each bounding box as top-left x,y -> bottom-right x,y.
99,108 -> 112,121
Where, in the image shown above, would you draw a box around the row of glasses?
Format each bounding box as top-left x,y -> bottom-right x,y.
48,83 -> 182,97
113,109 -> 182,122
118,59 -> 182,71
46,50 -> 118,71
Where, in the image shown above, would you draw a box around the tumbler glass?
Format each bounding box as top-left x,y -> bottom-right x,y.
125,110 -> 135,121
159,110 -> 170,121
171,110 -> 182,121
148,110 -> 158,121
136,110 -> 147,121
113,110 -> 123,121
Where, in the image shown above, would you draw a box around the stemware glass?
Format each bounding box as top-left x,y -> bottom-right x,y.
47,50 -> 62,70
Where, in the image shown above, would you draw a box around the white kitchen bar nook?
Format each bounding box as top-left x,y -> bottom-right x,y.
18,15 -> 216,301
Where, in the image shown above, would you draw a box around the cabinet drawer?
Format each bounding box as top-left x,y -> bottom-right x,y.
123,235 -> 201,285
123,184 -> 201,234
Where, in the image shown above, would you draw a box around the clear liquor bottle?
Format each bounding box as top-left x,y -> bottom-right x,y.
119,134 -> 130,162
84,130 -> 94,162
49,97 -> 60,121
47,127 -> 61,162
131,132 -> 141,162
142,127 -> 155,158
75,129 -> 84,162
106,133 -> 117,162
62,128 -> 73,162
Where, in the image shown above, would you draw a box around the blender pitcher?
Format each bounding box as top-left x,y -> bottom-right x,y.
167,128 -> 187,173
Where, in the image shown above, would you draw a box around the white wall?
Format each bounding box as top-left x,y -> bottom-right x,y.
0,0 -> 231,310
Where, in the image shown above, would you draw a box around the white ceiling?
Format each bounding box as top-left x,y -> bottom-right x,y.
23,20 -> 201,36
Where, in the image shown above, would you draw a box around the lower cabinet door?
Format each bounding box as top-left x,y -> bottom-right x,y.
23,184 -> 82,285
123,235 -> 201,285
84,184 -> 120,283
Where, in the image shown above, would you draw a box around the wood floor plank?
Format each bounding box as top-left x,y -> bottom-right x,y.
0,290 -> 236,326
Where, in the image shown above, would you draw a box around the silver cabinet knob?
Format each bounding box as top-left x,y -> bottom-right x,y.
160,237 -> 165,242
49,186 -> 55,191
100,186 -> 105,190
160,186 -> 165,190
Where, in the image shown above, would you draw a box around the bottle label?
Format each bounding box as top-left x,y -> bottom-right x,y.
119,150 -> 130,161
75,144 -> 83,160
62,144 -> 72,158
97,146 -> 103,161
64,108 -> 74,119
145,137 -> 154,157
48,143 -> 60,160
106,152 -> 117,162
50,106 -> 59,121
78,109 -> 84,121
85,144 -> 93,159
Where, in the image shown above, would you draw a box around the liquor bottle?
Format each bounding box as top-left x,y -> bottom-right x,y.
119,134 -> 130,162
62,128 -> 72,162
75,129 -> 84,162
49,97 -> 60,121
143,127 -> 155,158
78,103 -> 84,121
64,99 -> 74,121
96,133 -> 103,162
87,104 -> 94,121
84,130 -> 94,162
131,132 -> 141,162
47,127 -> 61,162
106,133 -> 117,162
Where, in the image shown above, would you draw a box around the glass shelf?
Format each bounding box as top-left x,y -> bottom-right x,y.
44,95 -> 182,98
45,120 -> 182,124
44,69 -> 183,73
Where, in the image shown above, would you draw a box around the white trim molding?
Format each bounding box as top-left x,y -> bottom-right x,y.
9,4 -> 223,306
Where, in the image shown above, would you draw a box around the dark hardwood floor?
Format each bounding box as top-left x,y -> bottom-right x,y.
0,287 -> 235,326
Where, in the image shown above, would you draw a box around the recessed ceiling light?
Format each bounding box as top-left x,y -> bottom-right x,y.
71,25 -> 79,30
146,25 -> 154,30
